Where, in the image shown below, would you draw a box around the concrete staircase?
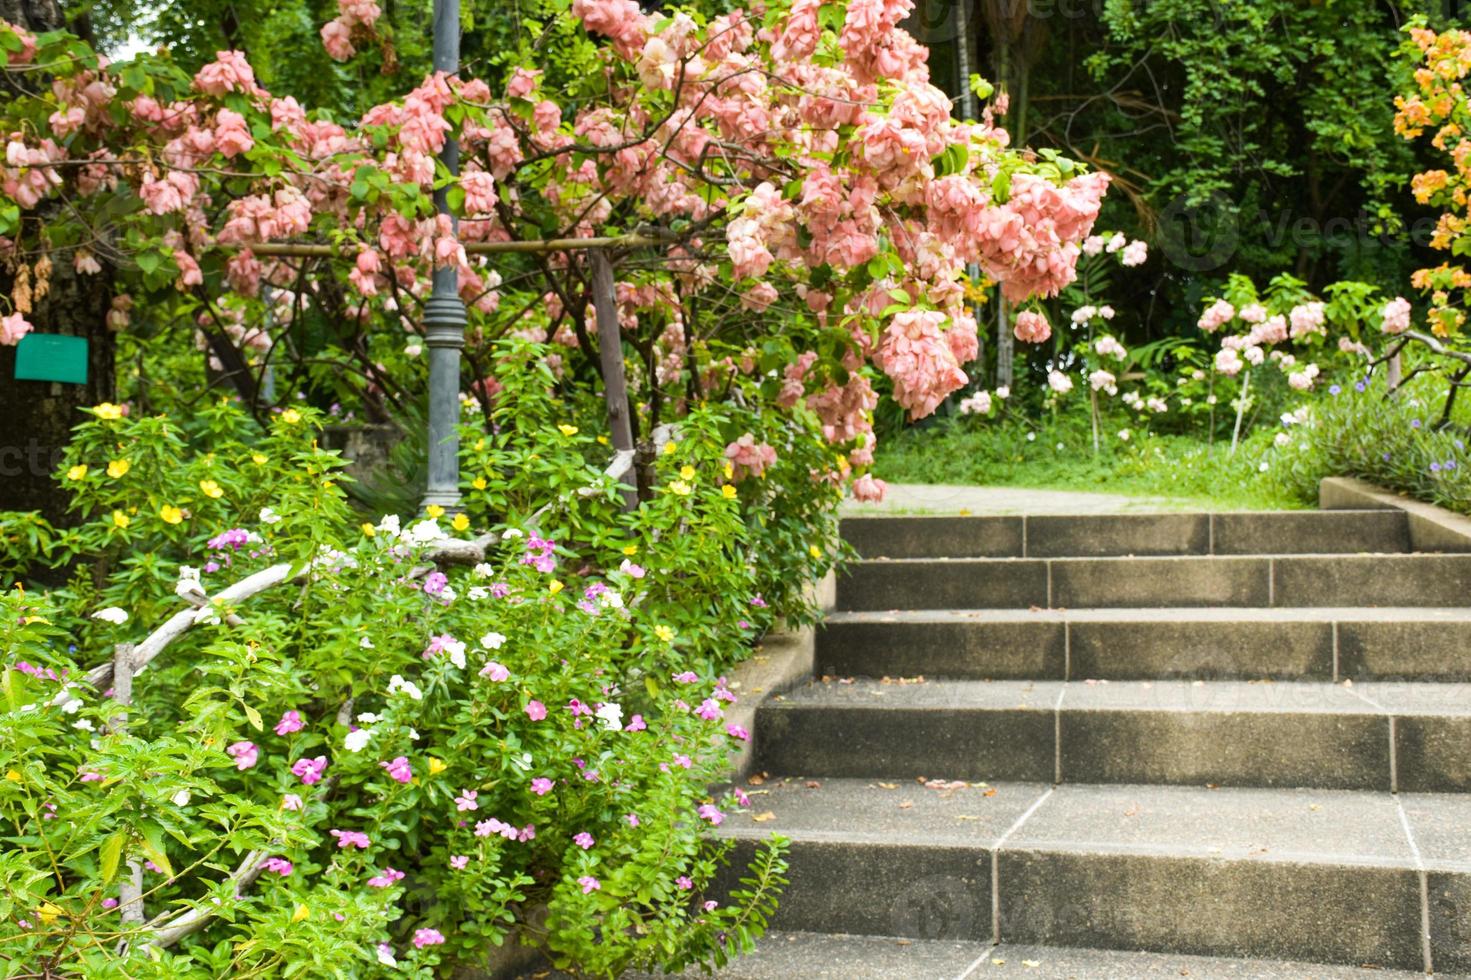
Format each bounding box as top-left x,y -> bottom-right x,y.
720,510 -> 1471,978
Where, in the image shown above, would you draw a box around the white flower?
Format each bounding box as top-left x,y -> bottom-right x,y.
480,632 -> 507,650
359,636 -> 374,649
259,507 -> 281,525
73,718 -> 95,732
472,562 -> 494,579
599,589 -> 624,610
377,514 -> 402,538
1275,432 -> 1292,448
1117,429 -> 1131,442
171,789 -> 191,807
442,638 -> 467,669
502,528 -> 524,540
406,519 -> 446,546
1259,461 -> 1270,472
1099,305 -> 1116,320
409,728 -> 419,740
404,343 -> 423,358
193,604 -> 221,625
467,586 -> 489,600
438,586 -> 457,603
174,567 -> 203,598
595,702 -> 624,731
356,712 -> 381,724
376,943 -> 398,967
92,607 -> 128,625
995,386 -> 1010,399
388,674 -> 423,701
61,698 -> 84,714
1047,370 -> 1074,395
344,728 -> 374,752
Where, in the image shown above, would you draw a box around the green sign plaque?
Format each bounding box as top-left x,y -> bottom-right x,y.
14,333 -> 88,385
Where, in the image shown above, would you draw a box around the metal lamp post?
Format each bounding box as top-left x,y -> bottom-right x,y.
421,0 -> 468,513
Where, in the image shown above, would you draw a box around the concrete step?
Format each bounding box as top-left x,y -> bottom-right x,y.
841,511 -> 1411,560
818,607 -> 1471,682
618,931 -> 1450,979
717,778 -> 1471,973
837,553 -> 1471,611
754,678 -> 1471,791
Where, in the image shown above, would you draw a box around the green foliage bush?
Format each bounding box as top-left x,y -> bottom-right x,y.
1268,375 -> 1471,513
0,387 -> 831,975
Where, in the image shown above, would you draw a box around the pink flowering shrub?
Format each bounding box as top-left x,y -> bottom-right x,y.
0,4 -> 1107,511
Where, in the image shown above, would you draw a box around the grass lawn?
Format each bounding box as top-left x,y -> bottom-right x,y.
874,416 -> 1309,511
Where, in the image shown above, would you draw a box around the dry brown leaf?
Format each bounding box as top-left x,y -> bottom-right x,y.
751,811 -> 777,823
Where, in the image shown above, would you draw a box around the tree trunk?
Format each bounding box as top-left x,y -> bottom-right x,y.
0,0 -> 117,522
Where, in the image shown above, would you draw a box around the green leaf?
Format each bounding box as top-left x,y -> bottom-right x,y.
100,832 -> 125,884
242,702 -> 263,731
139,825 -> 173,877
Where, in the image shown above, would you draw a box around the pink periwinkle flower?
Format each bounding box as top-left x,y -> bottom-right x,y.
698,804 -> 724,826
274,710 -> 304,736
625,714 -> 646,732
676,875 -> 693,890
381,756 -> 413,785
525,700 -> 547,721
330,829 -> 371,849
455,789 -> 479,811
367,867 -> 406,888
227,741 -> 259,770
694,698 -> 723,721
412,928 -> 446,948
567,698 -> 593,717
726,723 -> 751,741
282,793 -> 304,811
292,755 -> 328,785
672,671 -> 699,684
450,855 -> 469,870
578,875 -> 601,894
531,777 -> 554,796
480,660 -> 509,682
626,813 -> 640,827
573,832 -> 595,850
263,857 -> 293,876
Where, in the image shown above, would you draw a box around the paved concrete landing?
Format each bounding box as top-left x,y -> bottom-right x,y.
842,484 -> 1198,516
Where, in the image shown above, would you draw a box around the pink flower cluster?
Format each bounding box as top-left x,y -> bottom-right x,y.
321,0 -> 382,62
875,310 -> 969,420
724,433 -> 777,480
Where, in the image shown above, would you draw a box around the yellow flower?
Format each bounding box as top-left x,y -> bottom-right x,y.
654,625 -> 675,643
809,545 -> 823,559
4,769 -> 20,783
66,464 -> 88,481
663,441 -> 677,455
668,480 -> 692,496
361,522 -> 376,537
427,757 -> 448,776
111,510 -> 130,529
451,513 -> 470,532
37,902 -> 62,926
596,435 -> 609,445
425,504 -> 445,519
292,904 -> 311,923
558,424 -> 579,437
93,403 -> 123,420
280,409 -> 302,424
679,465 -> 696,480
322,480 -> 335,491
548,580 -> 564,595
106,459 -> 130,479
251,453 -> 268,465
471,477 -> 487,490
622,544 -> 638,556
160,504 -> 184,525
199,479 -> 224,499
723,462 -> 734,480
721,484 -> 738,499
